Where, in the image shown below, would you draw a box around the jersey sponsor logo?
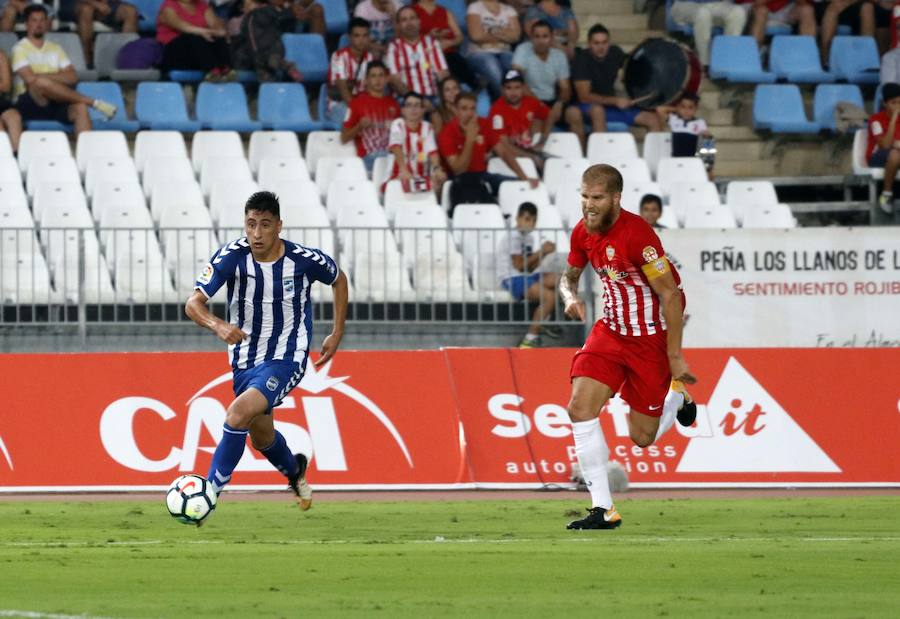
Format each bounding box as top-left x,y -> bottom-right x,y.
492,115 -> 503,130
284,278 -> 295,294
605,245 -> 615,260
198,263 -> 213,285
642,245 -> 659,263
266,376 -> 280,391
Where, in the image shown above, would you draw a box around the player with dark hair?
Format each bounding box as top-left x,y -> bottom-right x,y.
185,191 -> 349,515
560,164 -> 697,530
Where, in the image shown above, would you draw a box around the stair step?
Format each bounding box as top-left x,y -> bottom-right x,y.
578,28 -> 664,44
716,140 -> 766,161
706,108 -> 735,125
714,159 -> 778,177
708,125 -> 757,140
588,14 -> 647,30
572,0 -> 633,14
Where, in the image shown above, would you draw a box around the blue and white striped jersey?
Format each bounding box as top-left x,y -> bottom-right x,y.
195,237 -> 339,370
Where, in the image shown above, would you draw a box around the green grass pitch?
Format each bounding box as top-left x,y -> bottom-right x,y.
0,496 -> 898,618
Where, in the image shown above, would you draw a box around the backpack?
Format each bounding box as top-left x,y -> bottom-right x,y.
116,38 -> 163,70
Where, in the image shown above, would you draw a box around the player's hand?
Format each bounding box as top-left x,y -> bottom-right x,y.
564,298 -> 586,321
464,119 -> 480,141
216,323 -> 247,345
669,354 -> 697,385
315,332 -> 342,367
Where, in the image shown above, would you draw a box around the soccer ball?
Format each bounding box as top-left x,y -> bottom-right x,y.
166,474 -> 217,525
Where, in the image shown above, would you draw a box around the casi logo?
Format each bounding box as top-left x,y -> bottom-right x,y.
0,435 -> 12,470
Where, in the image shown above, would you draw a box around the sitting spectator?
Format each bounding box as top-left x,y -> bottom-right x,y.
388,91 -> 447,197
524,0 -> 578,60
354,0 -> 399,59
232,0 -> 302,82
497,202 -> 559,349
668,0 -> 747,69
512,19 -> 584,149
882,41 -> 900,84
866,81 -> 900,214
639,193 -> 666,229
572,23 -> 663,133
386,6 -> 450,103
327,17 -> 374,126
736,0 -> 815,46
413,0 -> 477,89
489,70 -> 551,170
0,0 -> 28,32
12,5 -> 115,134
657,93 -> 711,155
438,91 -> 539,210
430,75 -> 460,134
341,60 -> 401,170
74,0 -> 139,65
287,0 -> 324,34
466,0 -> 521,99
818,1 -> 890,64
0,49 -> 22,153
157,0 -> 234,80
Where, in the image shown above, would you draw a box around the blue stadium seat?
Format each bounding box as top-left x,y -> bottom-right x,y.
236,70 -> 258,83
769,36 -> 834,83
132,0 -> 164,32
829,36 -> 880,84
813,84 -> 864,131
135,82 -> 202,131
438,0 -> 467,33
167,70 -> 204,82
476,89 -> 490,117
321,0 -> 349,34
24,121 -> 72,132
317,86 -> 341,130
283,34 -> 329,83
875,82 -> 884,112
338,33 -> 349,49
709,36 -> 775,83
753,84 -> 820,133
258,83 -> 322,132
76,82 -> 140,132
196,83 -> 263,132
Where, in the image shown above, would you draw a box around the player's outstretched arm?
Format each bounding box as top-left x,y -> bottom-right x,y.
559,264 -> 586,321
647,271 -> 696,385
184,290 -> 246,345
315,269 -> 349,368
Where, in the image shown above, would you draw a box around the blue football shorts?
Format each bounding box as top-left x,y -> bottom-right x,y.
233,358 -> 307,414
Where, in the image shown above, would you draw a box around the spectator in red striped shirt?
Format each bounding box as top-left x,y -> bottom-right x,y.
489,70 -> 551,172
327,17 -> 374,126
386,6 -> 450,105
341,60 -> 402,170
412,0 -> 478,89
388,91 -> 447,197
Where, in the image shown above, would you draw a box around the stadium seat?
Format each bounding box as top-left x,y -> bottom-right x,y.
33,182 -> 88,225
487,156 -> 539,178
725,180 -> 779,225
769,36 -> 834,83
131,0 -> 164,32
655,158 -> 710,199
620,181 -> 663,215
669,181 -> 722,225
829,36 -> 880,84
371,154 -> 396,195
18,131 -> 71,173
399,225 -> 456,268
84,157 -> 140,199
642,132 -> 673,178
248,131 -> 302,174
611,158 -> 652,186
554,182 -> 583,228
708,36 -> 775,83
199,157 -> 254,198
321,0 -> 350,34
305,131 -> 356,176
94,33 -> 161,82
543,157 -> 589,203
542,132 -> 583,159
257,83 -> 321,132
657,204 -> 679,229
477,90 -> 491,117
413,250 -> 477,302
1,254 -> 55,305
533,203 -> 569,253
316,85 -> 341,131
683,204 -> 738,228
210,178 -> 260,227
0,179 -> 28,213
39,203 -> 94,261
0,32 -> 17,56
587,132 -> 639,162
142,156 -> 196,199
159,205 -> 217,287
26,157 -> 81,199
282,34 -> 329,83
451,202 -> 506,265
51,235 -> 116,304
191,131 -> 244,174
742,203 -> 796,228
99,198 -> 155,264
851,128 -> 883,180
383,178 -> 439,223
135,82 -> 202,131
326,179 -> 380,222
167,70 -> 204,83
336,201 -> 395,268
497,181 -> 551,219
92,180 -> 146,224
753,85 -> 820,133
77,82 -> 140,132
279,199 -> 335,258
0,132 -> 12,158
257,157 -> 312,190
353,250 -> 416,302
195,83 -> 263,132
134,131 -> 188,174
112,244 -> 178,304
316,156 -> 368,199
150,179 -> 206,223
263,178 -> 324,220
813,84 -> 865,132
46,33 -> 98,81
75,131 -> 130,173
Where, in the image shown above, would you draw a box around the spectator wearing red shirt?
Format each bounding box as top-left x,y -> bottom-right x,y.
327,17 -> 374,126
413,0 -> 478,89
157,0 -> 232,79
489,70 -> 551,171
438,91 -> 539,210
388,91 -> 447,197
736,0 -> 815,45
341,60 -> 402,169
386,6 -> 450,103
866,81 -> 900,214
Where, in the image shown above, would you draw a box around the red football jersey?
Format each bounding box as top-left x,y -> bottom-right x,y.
489,96 -> 549,149
437,117 -> 499,173
866,110 -> 900,161
343,92 -> 401,157
568,210 -> 682,337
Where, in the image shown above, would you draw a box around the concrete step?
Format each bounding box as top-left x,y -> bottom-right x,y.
578,27 -> 664,44
705,108 -> 735,125
714,159 -> 779,177
716,140 -> 767,161
572,0 -> 633,14
707,125 -> 757,141
589,13 -> 647,30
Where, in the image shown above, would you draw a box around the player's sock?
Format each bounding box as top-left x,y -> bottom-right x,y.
654,389 -> 685,443
207,423 -> 249,494
259,430 -> 300,478
571,418 -> 613,510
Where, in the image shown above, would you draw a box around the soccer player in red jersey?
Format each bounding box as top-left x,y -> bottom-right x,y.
560,164 -> 698,530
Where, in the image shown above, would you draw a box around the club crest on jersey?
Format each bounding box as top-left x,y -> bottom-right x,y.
642,245 -> 659,263
605,245 -> 615,261
198,263 -> 213,285
266,376 -> 279,391
284,278 -> 294,294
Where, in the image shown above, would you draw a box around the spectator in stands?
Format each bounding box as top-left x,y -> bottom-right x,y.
572,23 -> 664,133
386,6 -> 450,104
430,75 -> 460,134
817,1 -> 890,65
0,49 -> 22,153
736,0 -> 816,46
639,193 -> 666,229
341,60 -> 401,170
489,70 -> 551,171
523,0 -> 578,61
328,17 -> 374,127
866,81 -> 900,214
413,0 -> 477,89
0,0 -> 28,32
287,0 -> 324,34
12,5 -> 116,134
497,201 -> 559,349
657,93 -> 711,154
388,91 -> 447,197
438,91 -> 539,209
354,0 -> 399,59
466,0 -> 521,99
232,0 -> 302,82
668,0 -> 747,70
74,0 -> 139,66
881,38 -> 900,83
512,19 -> 584,149
157,0 -> 234,80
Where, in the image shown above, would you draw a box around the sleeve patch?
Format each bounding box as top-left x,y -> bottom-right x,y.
197,263 -> 214,285
642,245 -> 659,263
641,257 -> 670,280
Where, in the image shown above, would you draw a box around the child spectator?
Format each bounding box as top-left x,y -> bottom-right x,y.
639,193 -> 666,229
341,60 -> 401,170
657,92 -> 711,160
388,91 -> 447,197
866,81 -> 900,214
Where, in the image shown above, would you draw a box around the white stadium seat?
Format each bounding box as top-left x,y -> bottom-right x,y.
683,204 -> 738,229
1,253 -> 56,304
92,181 -> 146,224
726,180 -> 779,225
316,156 -> 367,199
304,131 -> 356,177
99,200 -> 155,266
336,201 -> 395,267
150,180 -> 206,224
159,206 -> 218,294
383,179 -> 439,223
371,154 -> 395,194
413,250 -> 476,302
141,156 -> 196,199
642,132 -> 672,178
656,157 -> 709,198
257,157 -> 312,189
487,156 -> 539,179
611,158 -> 652,186
742,203 -> 797,228
210,178 -> 259,226
498,181 -> 552,219
134,131 -> 188,174
534,203 -> 569,253
0,132 -> 12,159
620,181 -> 663,215
587,132 -> 639,162
0,179 -> 29,213
75,131 -> 130,174
248,131 -> 302,174
326,179 -> 380,221
26,156 -> 81,198
84,157 -> 140,198
542,132 -> 583,159
33,182 -> 88,224
18,131 -> 70,172
200,156 -> 254,198
353,250 -> 416,302
191,131 -> 244,174
112,242 -> 177,303
851,128 -> 883,180
669,181 -> 721,225
543,157 -> 589,202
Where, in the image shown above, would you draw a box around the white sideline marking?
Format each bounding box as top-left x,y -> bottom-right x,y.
0,611 -> 121,619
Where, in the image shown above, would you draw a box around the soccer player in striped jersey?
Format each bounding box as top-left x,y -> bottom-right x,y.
185,191 -> 348,513
560,164 -> 697,530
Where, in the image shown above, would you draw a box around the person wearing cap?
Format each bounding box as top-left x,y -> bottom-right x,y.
865,81 -> 900,215
489,69 -> 551,171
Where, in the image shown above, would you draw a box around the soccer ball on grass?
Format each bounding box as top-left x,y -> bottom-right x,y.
166,474 -> 217,525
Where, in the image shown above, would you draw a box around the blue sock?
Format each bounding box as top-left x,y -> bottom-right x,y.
260,430 -> 300,478
207,423 -> 249,494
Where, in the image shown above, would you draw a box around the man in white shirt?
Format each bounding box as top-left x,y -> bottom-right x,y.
670,0 -> 747,67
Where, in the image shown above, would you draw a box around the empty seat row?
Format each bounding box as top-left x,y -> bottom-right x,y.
753,84 -> 865,134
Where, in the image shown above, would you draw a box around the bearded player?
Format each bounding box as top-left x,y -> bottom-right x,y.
561,164 -> 697,530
